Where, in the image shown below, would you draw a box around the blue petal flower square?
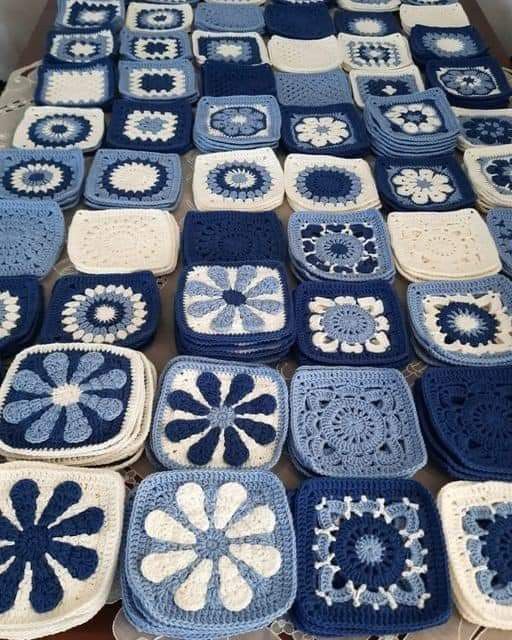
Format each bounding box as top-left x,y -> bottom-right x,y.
120,29 -> 192,61
0,276 -> 43,357
55,0 -> 124,31
46,27 -> 115,64
456,109 -> 512,147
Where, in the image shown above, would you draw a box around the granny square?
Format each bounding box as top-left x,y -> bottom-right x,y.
182,210 -> 286,265
338,0 -> 401,9
454,108 -> 512,148
12,106 -> 104,152
55,0 -> 124,30
407,275 -> 512,366
350,65 -> 425,108
290,367 -> 426,477
46,27 -> 115,64
464,145 -> 512,211
118,59 -> 198,102
268,35 -> 342,73
125,3 -> 193,32
288,210 -> 394,282
106,99 -> 193,154
409,25 -> 488,62
438,481 -> 512,629
339,33 -> 413,71
0,277 -> 42,357
34,59 -> 115,108
194,4 -> 265,33
151,356 -> 288,469
294,280 -> 410,367
120,29 -> 192,61
39,271 -> 160,348
275,69 -> 352,106
192,31 -> 268,65
292,477 -> 451,636
0,201 -> 64,278
201,61 -> 276,97
334,10 -> 400,36
264,4 -> 334,40
124,470 -> 296,636
0,462 -> 124,639
84,149 -> 182,209
280,103 -> 369,156
375,155 -> 475,211
487,208 -> 512,276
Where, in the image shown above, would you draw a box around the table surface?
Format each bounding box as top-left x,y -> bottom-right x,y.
8,2 -> 512,640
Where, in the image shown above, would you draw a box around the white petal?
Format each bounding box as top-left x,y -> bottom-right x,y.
365,332 -> 390,353
141,550 -> 197,583
340,341 -> 364,353
357,296 -> 384,316
312,331 -> 339,353
214,482 -> 247,530
333,295 -> 356,306
309,314 -> 324,332
176,483 -> 209,531
174,559 -> 212,611
229,544 -> 281,577
144,509 -> 196,544
225,505 -> 276,539
218,556 -> 253,611
308,297 -> 335,314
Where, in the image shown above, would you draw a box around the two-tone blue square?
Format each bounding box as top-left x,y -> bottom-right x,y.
334,10 -> 399,36
55,0 -> 124,31
410,25 -> 488,64
120,29 -> 192,61
119,59 -> 198,102
46,28 -> 115,64
0,276 -> 43,357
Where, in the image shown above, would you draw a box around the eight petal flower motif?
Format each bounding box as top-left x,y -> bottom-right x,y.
210,107 -> 266,138
462,117 -> 512,146
384,103 -> 442,135
0,478 -> 104,614
2,351 -> 127,444
28,115 -> 92,148
391,168 -> 455,205
308,295 -> 390,354
0,291 -> 20,340
140,481 -> 282,612
439,68 -> 498,97
123,110 -> 178,142
294,116 -> 350,148
5,161 -> 71,197
486,157 -> 512,194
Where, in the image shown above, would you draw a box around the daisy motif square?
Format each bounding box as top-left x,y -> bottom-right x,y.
292,477 -> 451,636
339,33 -> 413,71
409,25 -> 488,62
125,2 -> 193,32
294,280 -> 410,367
0,462 -> 124,640
120,29 -> 192,61
39,271 -> 160,348
192,31 -> 268,65
46,28 -> 115,64
350,65 -> 425,109
123,470 -> 296,637
150,356 -> 288,469
118,59 -> 198,102
55,0 -> 124,30
0,276 -> 43,357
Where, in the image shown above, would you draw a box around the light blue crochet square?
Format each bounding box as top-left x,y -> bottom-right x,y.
55,0 -> 124,31
194,5 -> 264,33
275,70 -> 352,106
120,28 -> 192,61
487,209 -> 512,276
47,28 -> 115,64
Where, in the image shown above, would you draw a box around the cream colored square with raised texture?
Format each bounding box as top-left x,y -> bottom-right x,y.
44,68 -> 107,105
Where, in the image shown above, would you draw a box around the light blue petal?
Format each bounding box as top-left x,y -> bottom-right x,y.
11,370 -> 52,396
187,298 -> 225,318
80,369 -> 127,392
185,281 -> 222,297
239,305 -> 265,331
246,299 -> 283,315
234,265 -> 257,293
211,304 -> 235,332
79,394 -> 123,421
24,405 -> 62,443
63,404 -> 93,443
207,266 -> 230,290
70,352 -> 104,385
3,397 -> 53,424
43,352 -> 70,387
244,276 -> 280,298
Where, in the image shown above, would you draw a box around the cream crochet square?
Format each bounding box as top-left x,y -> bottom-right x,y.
268,35 -> 342,73
400,4 -> 470,35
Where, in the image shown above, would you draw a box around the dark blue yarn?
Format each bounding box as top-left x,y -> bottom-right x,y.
201,61 -> 276,97
334,10 -> 400,36
264,4 -> 334,40
0,276 -> 43,357
68,2 -> 118,29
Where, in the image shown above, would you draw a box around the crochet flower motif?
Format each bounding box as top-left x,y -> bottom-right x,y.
485,157 -> 512,194
184,265 -> 285,334
462,117 -> 512,146
3,351 -> 127,444
439,67 -> 498,96
463,501 -> 512,604
314,496 -> 430,610
309,295 -> 390,354
206,161 -> 272,201
207,39 -> 253,63
103,159 -> 167,198
0,290 -> 20,340
4,161 -> 72,197
210,107 -> 267,138
140,481 -> 282,612
384,102 -> 442,135
133,38 -> 180,61
422,32 -> 478,57
61,284 -> 148,344
129,68 -> 187,99
295,165 -> 362,206
391,168 -> 455,205
351,42 -> 397,67
136,8 -> 183,30
294,116 -> 350,148
0,478 -> 104,614
164,371 -> 277,467
28,114 -> 92,148
123,110 -> 178,142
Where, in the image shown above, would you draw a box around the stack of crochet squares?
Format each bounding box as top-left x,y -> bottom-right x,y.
487,208 -> 512,277
0,343 -> 156,468
464,144 -> 512,212
454,107 -> 512,149
0,277 -> 43,357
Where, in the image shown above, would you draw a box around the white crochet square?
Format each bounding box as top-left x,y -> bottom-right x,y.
338,0 -> 401,11
339,34 -> 413,72
191,31 -> 269,65
125,2 -> 193,32
268,36 -> 342,73
464,144 -> 512,212
387,210 -> 501,281
68,209 -> 179,275
400,4 -> 470,35
40,67 -> 108,106
192,148 -> 284,211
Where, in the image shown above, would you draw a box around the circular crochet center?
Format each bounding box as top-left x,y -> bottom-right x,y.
315,233 -> 363,267
296,166 -> 362,205
436,301 -> 498,346
334,514 -> 407,590
223,289 -> 246,306
322,303 -> 376,344
484,514 -> 512,585
319,398 -> 386,454
462,394 -> 512,450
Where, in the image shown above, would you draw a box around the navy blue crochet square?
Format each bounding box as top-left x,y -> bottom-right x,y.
353,70 -> 424,105
56,0 -> 123,30
264,4 -> 334,40
182,211 -> 286,265
334,11 -> 400,37
106,99 -> 193,154
0,277 -> 42,357
46,27 -> 115,64
281,104 -> 369,157
39,272 -> 160,349
410,26 -> 488,63
195,34 -> 265,65
291,477 -> 451,636
375,155 -> 476,212
201,61 -> 276,97
120,29 -> 192,61
458,112 -> 512,147
294,281 -> 410,367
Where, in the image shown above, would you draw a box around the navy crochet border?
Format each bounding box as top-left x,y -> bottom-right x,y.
264,4 -> 334,40
119,28 -> 192,61
0,277 -> 43,357
201,61 -> 277,97
46,27 -> 116,64
334,10 -> 400,37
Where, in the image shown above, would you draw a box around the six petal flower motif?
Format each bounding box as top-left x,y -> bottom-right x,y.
294,116 -> 350,149
385,103 -> 442,135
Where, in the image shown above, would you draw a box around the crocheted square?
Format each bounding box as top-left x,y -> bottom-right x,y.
338,0 -> 401,9
194,5 -> 264,33
375,155 -> 475,212
182,211 -> 286,265
0,462 -> 124,639
118,59 -> 198,102
454,107 -> 512,148
407,275 -> 512,366
0,277 -> 42,357
400,3 -> 470,36
487,208 -> 512,276
192,31 -> 268,65
409,25 -> 488,63
268,35 -> 342,73
284,154 -> 380,213
280,104 -> 369,157
264,4 -> 334,40
150,356 -> 288,469
334,10 -> 400,36
125,3 -> 193,32
46,28 -> 115,64
0,201 -> 64,278
124,470 -> 296,636
55,0 -> 124,30
39,271 -> 160,348
120,29 -> 192,61
275,69 -> 352,106
288,210 -> 394,282
201,61 -> 276,97
294,280 -> 410,367
192,148 -> 284,211
350,65 -> 425,108
290,367 -> 426,477
292,477 -> 450,636
438,481 -> 512,629
84,149 -> 182,209
34,59 -> 115,108
339,34 -> 413,71
106,99 -> 193,154
464,144 -> 512,211
68,209 -> 179,276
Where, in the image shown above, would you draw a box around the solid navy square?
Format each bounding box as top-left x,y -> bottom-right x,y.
201,61 -> 276,97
